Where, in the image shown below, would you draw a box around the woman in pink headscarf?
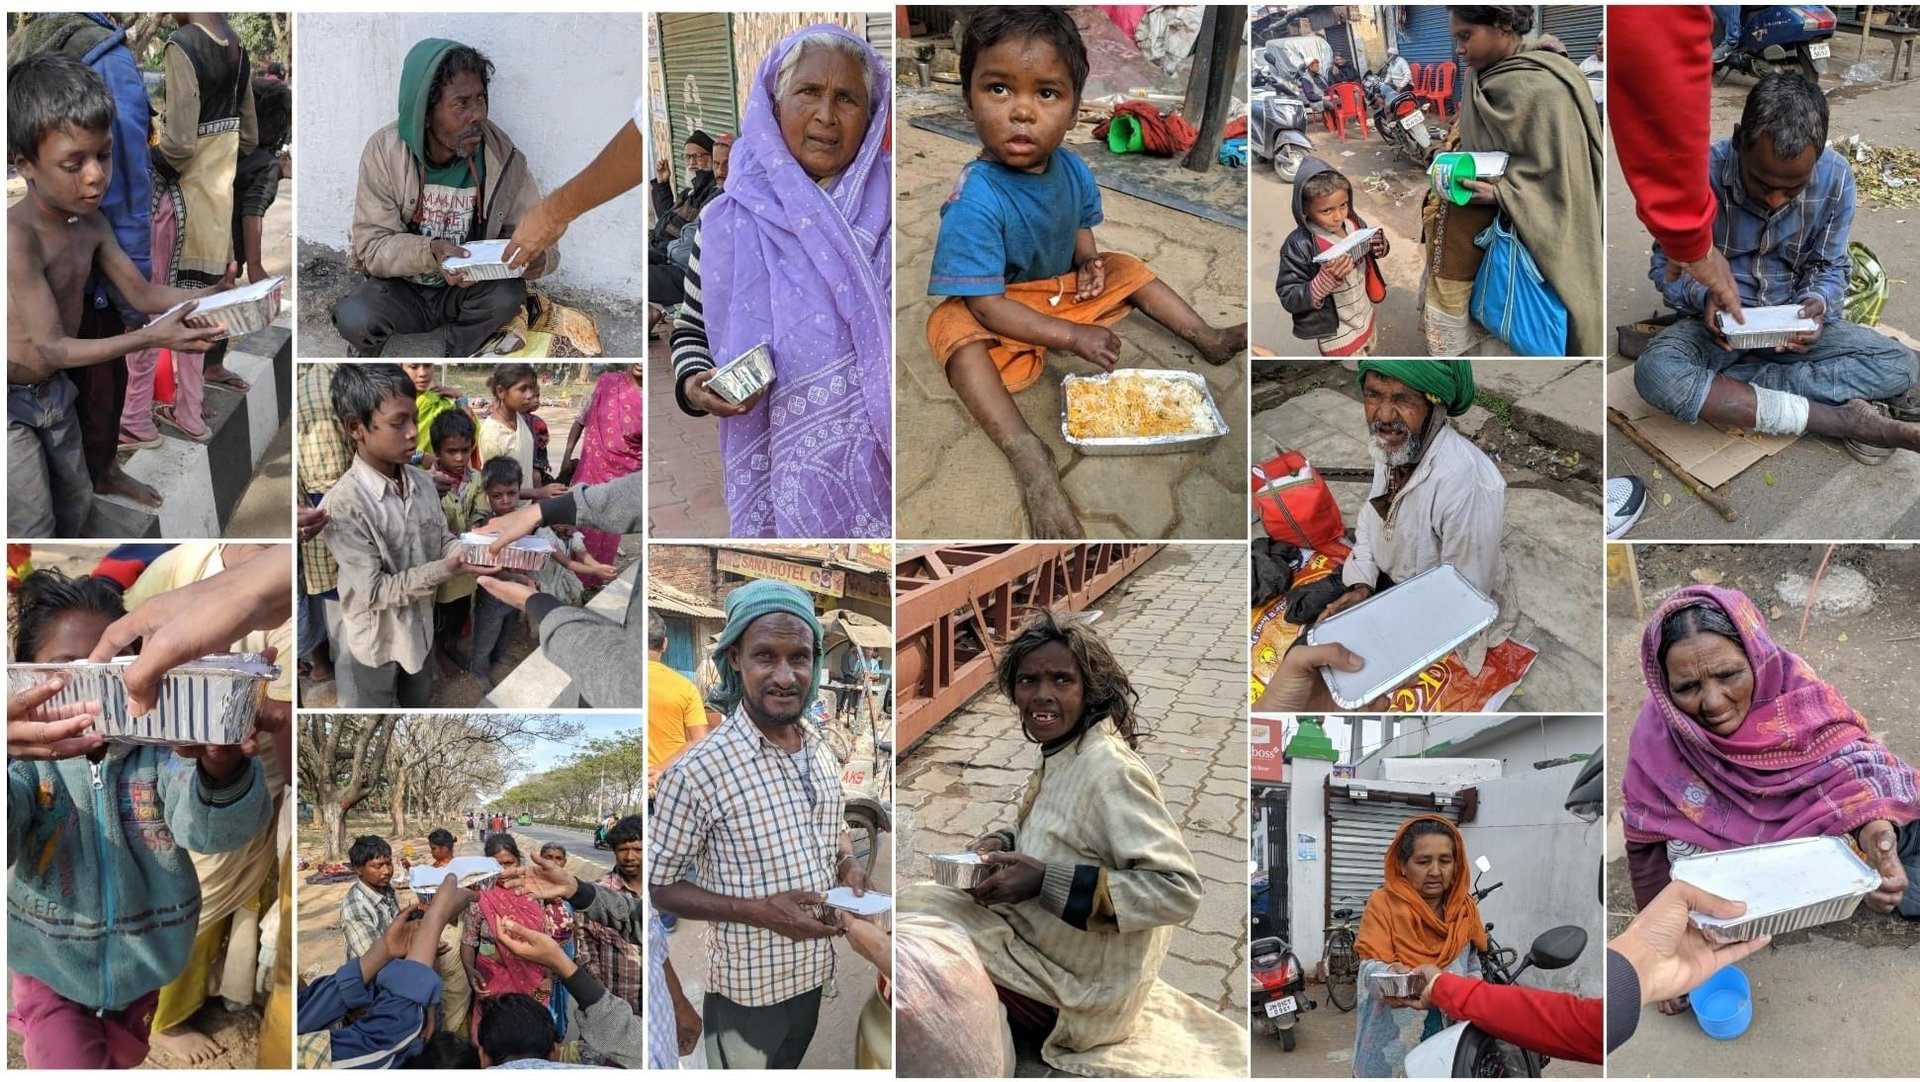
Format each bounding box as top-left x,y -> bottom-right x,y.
1621,585 -> 1920,1013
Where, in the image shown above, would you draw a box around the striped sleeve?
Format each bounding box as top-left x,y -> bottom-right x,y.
670,226 -> 715,417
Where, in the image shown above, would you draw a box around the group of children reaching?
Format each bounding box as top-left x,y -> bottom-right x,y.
311,362 -> 615,707
306,821 -> 645,1068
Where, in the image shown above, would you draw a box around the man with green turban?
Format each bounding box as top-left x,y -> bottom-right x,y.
1320,360 -> 1518,673
648,578 -> 870,1069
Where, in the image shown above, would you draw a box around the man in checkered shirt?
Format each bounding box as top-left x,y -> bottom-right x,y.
649,580 -> 870,1070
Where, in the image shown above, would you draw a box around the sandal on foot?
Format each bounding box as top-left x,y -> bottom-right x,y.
1842,400 -> 1895,466
206,368 -> 251,393
153,403 -> 210,442
1884,385 -> 1920,423
118,430 -> 163,452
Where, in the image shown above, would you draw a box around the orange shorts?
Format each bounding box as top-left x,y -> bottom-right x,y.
926,251 -> 1158,392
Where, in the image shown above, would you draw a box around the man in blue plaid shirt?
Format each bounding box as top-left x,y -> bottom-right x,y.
1635,74 -> 1919,465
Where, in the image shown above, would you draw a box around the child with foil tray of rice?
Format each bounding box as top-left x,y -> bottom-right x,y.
5,567 -> 273,1069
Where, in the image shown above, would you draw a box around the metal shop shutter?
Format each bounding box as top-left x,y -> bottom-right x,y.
865,10 -> 894,56
1542,5 -> 1604,63
658,13 -> 739,183
1392,4 -> 1461,110
1326,785 -> 1466,918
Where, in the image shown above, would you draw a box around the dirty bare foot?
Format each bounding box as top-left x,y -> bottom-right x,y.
1194,321 -> 1249,365
150,1023 -> 224,1065
96,464 -> 162,508
1655,994 -> 1691,1016
1007,439 -> 1083,538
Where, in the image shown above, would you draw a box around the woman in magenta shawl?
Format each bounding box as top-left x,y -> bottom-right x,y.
460,834 -> 575,1036
562,363 -> 643,573
669,24 -> 892,539
1622,585 -> 1920,1012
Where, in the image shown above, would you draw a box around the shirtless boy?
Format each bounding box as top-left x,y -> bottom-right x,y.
8,53 -> 226,536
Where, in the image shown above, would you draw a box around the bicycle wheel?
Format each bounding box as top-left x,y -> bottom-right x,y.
1325,930 -> 1357,1012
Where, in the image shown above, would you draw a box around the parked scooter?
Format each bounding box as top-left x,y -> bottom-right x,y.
1250,935 -> 1312,1052
1362,72 -> 1438,168
1252,56 -> 1314,183
1715,5 -> 1838,83
1404,857 -> 1590,1077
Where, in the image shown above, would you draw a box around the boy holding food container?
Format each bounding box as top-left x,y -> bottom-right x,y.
319,363 -> 487,707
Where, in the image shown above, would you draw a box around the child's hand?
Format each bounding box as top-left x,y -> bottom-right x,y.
1067,325 -> 1122,371
1369,231 -> 1390,257
1075,256 -> 1107,301
536,482 -> 568,500
177,742 -> 251,786
212,261 -> 239,291
149,302 -> 225,354
297,506 -> 329,543
1325,253 -> 1356,280
8,678 -> 105,761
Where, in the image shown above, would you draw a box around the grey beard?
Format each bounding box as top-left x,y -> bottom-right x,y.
1368,429 -> 1422,468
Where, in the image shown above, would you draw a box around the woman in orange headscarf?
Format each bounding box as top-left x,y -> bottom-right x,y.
1350,816 -> 1487,1076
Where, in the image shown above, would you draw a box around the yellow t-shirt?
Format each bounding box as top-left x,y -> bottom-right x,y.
647,658 -> 706,771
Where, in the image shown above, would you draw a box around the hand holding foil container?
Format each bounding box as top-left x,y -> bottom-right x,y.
1371,970 -> 1423,998
930,851 -> 994,888
708,343 -> 776,406
1305,564 -> 1499,709
162,276 -> 284,342
459,532 -> 553,571
1670,836 -> 1881,940
440,239 -> 526,282
1715,304 -> 1819,350
7,653 -> 278,746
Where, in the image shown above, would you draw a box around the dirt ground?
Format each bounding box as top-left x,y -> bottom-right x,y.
1604,543 -> 1920,1077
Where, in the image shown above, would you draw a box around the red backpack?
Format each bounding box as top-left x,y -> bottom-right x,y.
1251,449 -> 1349,557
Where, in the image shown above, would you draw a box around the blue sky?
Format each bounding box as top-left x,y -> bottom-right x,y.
519,713 -> 642,775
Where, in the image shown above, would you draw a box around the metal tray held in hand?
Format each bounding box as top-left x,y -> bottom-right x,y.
1671,836 -> 1880,941
1304,564 -> 1499,709
8,653 -> 278,746
1716,304 -> 1818,350
930,851 -> 992,888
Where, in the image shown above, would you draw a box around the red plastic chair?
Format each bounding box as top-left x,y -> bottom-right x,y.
1408,61 -> 1425,94
1322,80 -> 1369,140
1421,61 -> 1457,121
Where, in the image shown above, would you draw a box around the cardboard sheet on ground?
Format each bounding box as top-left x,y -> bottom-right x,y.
1607,364 -> 1796,489
1249,552 -> 1536,712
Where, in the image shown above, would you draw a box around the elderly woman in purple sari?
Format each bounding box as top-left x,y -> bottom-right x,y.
669,25 -> 892,539
1621,585 -> 1920,1014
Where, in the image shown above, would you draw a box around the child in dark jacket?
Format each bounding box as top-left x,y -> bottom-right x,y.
1276,157 -> 1390,356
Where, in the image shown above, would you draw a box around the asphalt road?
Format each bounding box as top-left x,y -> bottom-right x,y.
492,822 -> 610,878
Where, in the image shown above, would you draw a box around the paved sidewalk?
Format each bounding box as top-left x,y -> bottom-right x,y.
898,544 -> 1251,1035
894,117 -> 1249,539
647,331 -> 728,537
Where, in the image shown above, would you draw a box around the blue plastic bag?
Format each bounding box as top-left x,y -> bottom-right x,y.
1470,214 -> 1568,356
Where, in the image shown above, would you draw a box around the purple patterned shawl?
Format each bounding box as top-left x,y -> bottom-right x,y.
1621,585 -> 1919,850
699,25 -> 893,538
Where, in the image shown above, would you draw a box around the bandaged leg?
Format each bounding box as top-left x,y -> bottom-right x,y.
1750,386 -> 1810,435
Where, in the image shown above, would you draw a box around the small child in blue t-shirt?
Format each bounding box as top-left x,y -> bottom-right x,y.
924,6 -> 1247,538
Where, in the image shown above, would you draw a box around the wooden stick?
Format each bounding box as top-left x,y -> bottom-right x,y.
1607,408 -> 1739,522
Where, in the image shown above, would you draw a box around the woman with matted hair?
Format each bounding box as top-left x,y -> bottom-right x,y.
899,609 -> 1245,1078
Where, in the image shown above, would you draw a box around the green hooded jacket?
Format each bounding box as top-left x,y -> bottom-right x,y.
348,38 -> 556,280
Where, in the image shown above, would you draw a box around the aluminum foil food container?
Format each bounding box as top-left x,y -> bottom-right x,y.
1313,226 -> 1381,264
1371,971 -> 1420,997
930,852 -> 992,889
709,343 -> 776,405
1672,836 -> 1880,941
1717,304 -> 1818,350
1305,564 -> 1499,709
7,653 -> 276,746
458,533 -> 552,571
440,239 -> 526,282
174,277 -> 283,342
1060,370 -> 1229,457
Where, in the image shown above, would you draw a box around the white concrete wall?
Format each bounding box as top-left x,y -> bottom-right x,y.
1456,762 -> 1606,997
1361,714 -> 1599,777
1288,757 -> 1334,969
296,14 -> 645,298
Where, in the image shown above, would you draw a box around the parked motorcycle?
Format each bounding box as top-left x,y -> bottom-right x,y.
1250,935 -> 1312,1052
1715,5 -> 1838,83
1362,72 -> 1438,168
1252,57 -> 1314,183
1405,857 -> 1590,1077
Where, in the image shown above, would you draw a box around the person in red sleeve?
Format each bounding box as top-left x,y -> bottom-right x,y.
1607,5 -> 1745,331
1408,878 -> 1770,1061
